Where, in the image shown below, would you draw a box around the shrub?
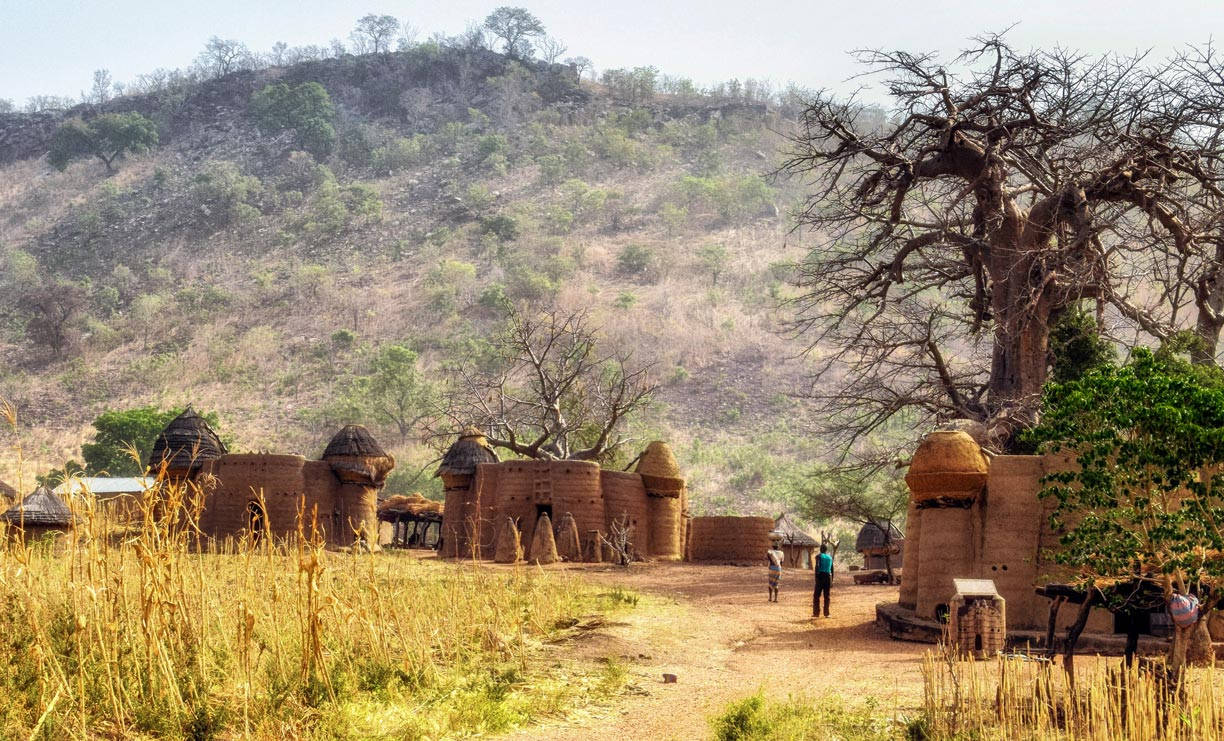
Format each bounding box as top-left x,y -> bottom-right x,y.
191,161 -> 262,226
371,135 -> 426,174
613,291 -> 637,310
48,112 -> 158,173
481,214 -> 520,242
616,243 -> 655,277
250,81 -> 336,157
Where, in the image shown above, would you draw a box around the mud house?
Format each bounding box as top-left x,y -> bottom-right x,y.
883,429 -> 1117,641
855,521 -> 904,571
149,408 -> 393,548
439,433 -> 688,561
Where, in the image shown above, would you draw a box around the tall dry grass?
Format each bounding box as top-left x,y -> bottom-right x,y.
916,649 -> 1224,740
0,408 -> 629,739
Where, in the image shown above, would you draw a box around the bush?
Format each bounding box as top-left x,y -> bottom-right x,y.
371,135 -> 427,174
250,81 -> 336,158
191,161 -> 262,226
481,214 -> 520,242
616,243 -> 655,277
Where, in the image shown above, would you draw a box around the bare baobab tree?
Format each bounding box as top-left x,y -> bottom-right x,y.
438,306 -> 657,461
783,35 -> 1224,454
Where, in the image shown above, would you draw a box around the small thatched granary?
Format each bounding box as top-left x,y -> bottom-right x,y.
378,493 -> 444,548
771,513 -> 819,568
436,427 -> 500,480
323,425 -> 396,485
856,522 -> 904,571
1,486 -> 74,542
149,407 -> 227,477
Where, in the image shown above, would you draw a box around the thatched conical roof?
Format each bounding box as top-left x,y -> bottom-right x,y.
771,513 -> 819,547
323,424 -> 389,459
323,425 -> 395,486
149,407 -> 226,473
435,427 -> 499,477
1,486 -> 73,528
634,441 -> 684,496
855,522 -> 903,552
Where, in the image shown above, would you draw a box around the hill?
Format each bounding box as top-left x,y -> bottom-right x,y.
0,41 -> 827,515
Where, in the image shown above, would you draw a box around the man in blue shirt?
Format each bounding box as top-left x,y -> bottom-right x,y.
814,545 -> 833,618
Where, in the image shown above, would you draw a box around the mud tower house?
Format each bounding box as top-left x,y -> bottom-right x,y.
438,432 -> 687,562
149,408 -> 393,548
882,429 -> 1116,642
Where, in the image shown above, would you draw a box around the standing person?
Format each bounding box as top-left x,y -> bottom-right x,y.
814,544 -> 833,618
766,539 -> 784,602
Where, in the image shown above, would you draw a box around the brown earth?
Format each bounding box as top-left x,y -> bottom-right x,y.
504,561 -> 928,740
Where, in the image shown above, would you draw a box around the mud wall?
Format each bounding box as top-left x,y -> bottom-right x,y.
646,495 -> 683,560
688,516 -> 774,563
601,470 -> 651,557
549,461 -> 604,560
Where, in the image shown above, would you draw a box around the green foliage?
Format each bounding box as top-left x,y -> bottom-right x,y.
483,6 -> 546,58
370,135 -> 427,174
1026,347 -> 1224,605
250,82 -> 336,157
1048,306 -> 1116,384
712,693 -> 899,740
616,243 -> 655,277
600,67 -> 659,104
48,112 -> 158,173
697,243 -> 730,286
80,406 -> 221,476
332,344 -> 437,444
191,161 -> 263,225
481,214 -> 520,242
674,174 -> 776,224
613,291 -> 638,310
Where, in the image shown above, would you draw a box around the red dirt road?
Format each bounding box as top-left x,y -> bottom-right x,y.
505,562 -> 929,740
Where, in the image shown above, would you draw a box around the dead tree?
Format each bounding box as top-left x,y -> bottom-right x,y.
600,516 -> 634,566
782,36 -> 1224,454
438,305 -> 657,461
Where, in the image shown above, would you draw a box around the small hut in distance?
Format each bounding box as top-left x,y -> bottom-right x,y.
771,513 -> 819,569
1,486 -> 74,543
856,521 -> 904,571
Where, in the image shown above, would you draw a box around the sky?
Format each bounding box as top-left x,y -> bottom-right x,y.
2,0 -> 1223,105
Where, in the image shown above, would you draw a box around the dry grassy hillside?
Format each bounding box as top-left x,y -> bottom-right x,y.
0,46 -> 824,514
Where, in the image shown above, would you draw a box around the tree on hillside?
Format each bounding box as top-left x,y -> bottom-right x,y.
798,468 -> 909,581
483,7 -> 546,59
86,68 -> 113,105
249,82 -> 336,157
538,37 -> 567,65
438,306 -> 657,461
80,406 -> 222,476
1027,347 -> 1224,671
21,281 -> 87,357
350,14 -> 400,54
196,36 -> 252,77
352,345 -> 437,445
565,56 -> 594,80
782,37 -> 1224,454
47,112 -> 158,174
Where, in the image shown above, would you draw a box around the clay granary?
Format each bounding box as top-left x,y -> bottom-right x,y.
149,408 -> 393,548
438,433 -> 688,562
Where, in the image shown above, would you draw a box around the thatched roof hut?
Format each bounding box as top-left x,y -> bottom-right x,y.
1,486 -> 74,529
149,407 -> 227,474
772,513 -> 819,548
855,522 -> 904,553
435,427 -> 499,478
322,425 -> 395,486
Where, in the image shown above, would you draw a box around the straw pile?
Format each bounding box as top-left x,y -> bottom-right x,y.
493,517 -> 522,563
529,512 -> 558,565
377,493 -> 444,521
555,512 -> 582,561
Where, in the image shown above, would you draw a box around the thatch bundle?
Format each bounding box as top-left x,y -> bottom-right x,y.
435,427 -> 499,478
377,493 -> 444,521
905,430 -> 987,503
493,517 -> 522,563
323,425 -> 395,486
149,407 -> 227,474
555,512 -> 582,561
1,486 -> 74,529
529,512 -> 558,565
634,441 -> 685,496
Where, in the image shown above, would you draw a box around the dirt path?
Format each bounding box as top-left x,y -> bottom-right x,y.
506,562 -> 929,740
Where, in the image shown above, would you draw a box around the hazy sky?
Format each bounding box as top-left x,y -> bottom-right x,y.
2,0 -> 1222,104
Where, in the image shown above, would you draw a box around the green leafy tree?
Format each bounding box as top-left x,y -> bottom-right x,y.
697,244 -> 729,287
250,82 -> 336,158
350,14 -> 400,54
48,113 -> 158,173
334,345 -> 436,445
80,406 -> 221,476
483,6 -> 546,58
1048,306 -> 1117,384
797,468 -> 909,580
1028,348 -> 1224,671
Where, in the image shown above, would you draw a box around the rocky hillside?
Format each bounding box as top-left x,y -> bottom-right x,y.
0,43 -> 824,514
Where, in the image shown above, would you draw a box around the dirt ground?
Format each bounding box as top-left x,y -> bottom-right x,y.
503,561 -> 929,740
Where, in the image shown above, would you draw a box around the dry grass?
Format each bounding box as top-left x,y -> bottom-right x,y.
915,649 -> 1224,740
0,410 -> 631,740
